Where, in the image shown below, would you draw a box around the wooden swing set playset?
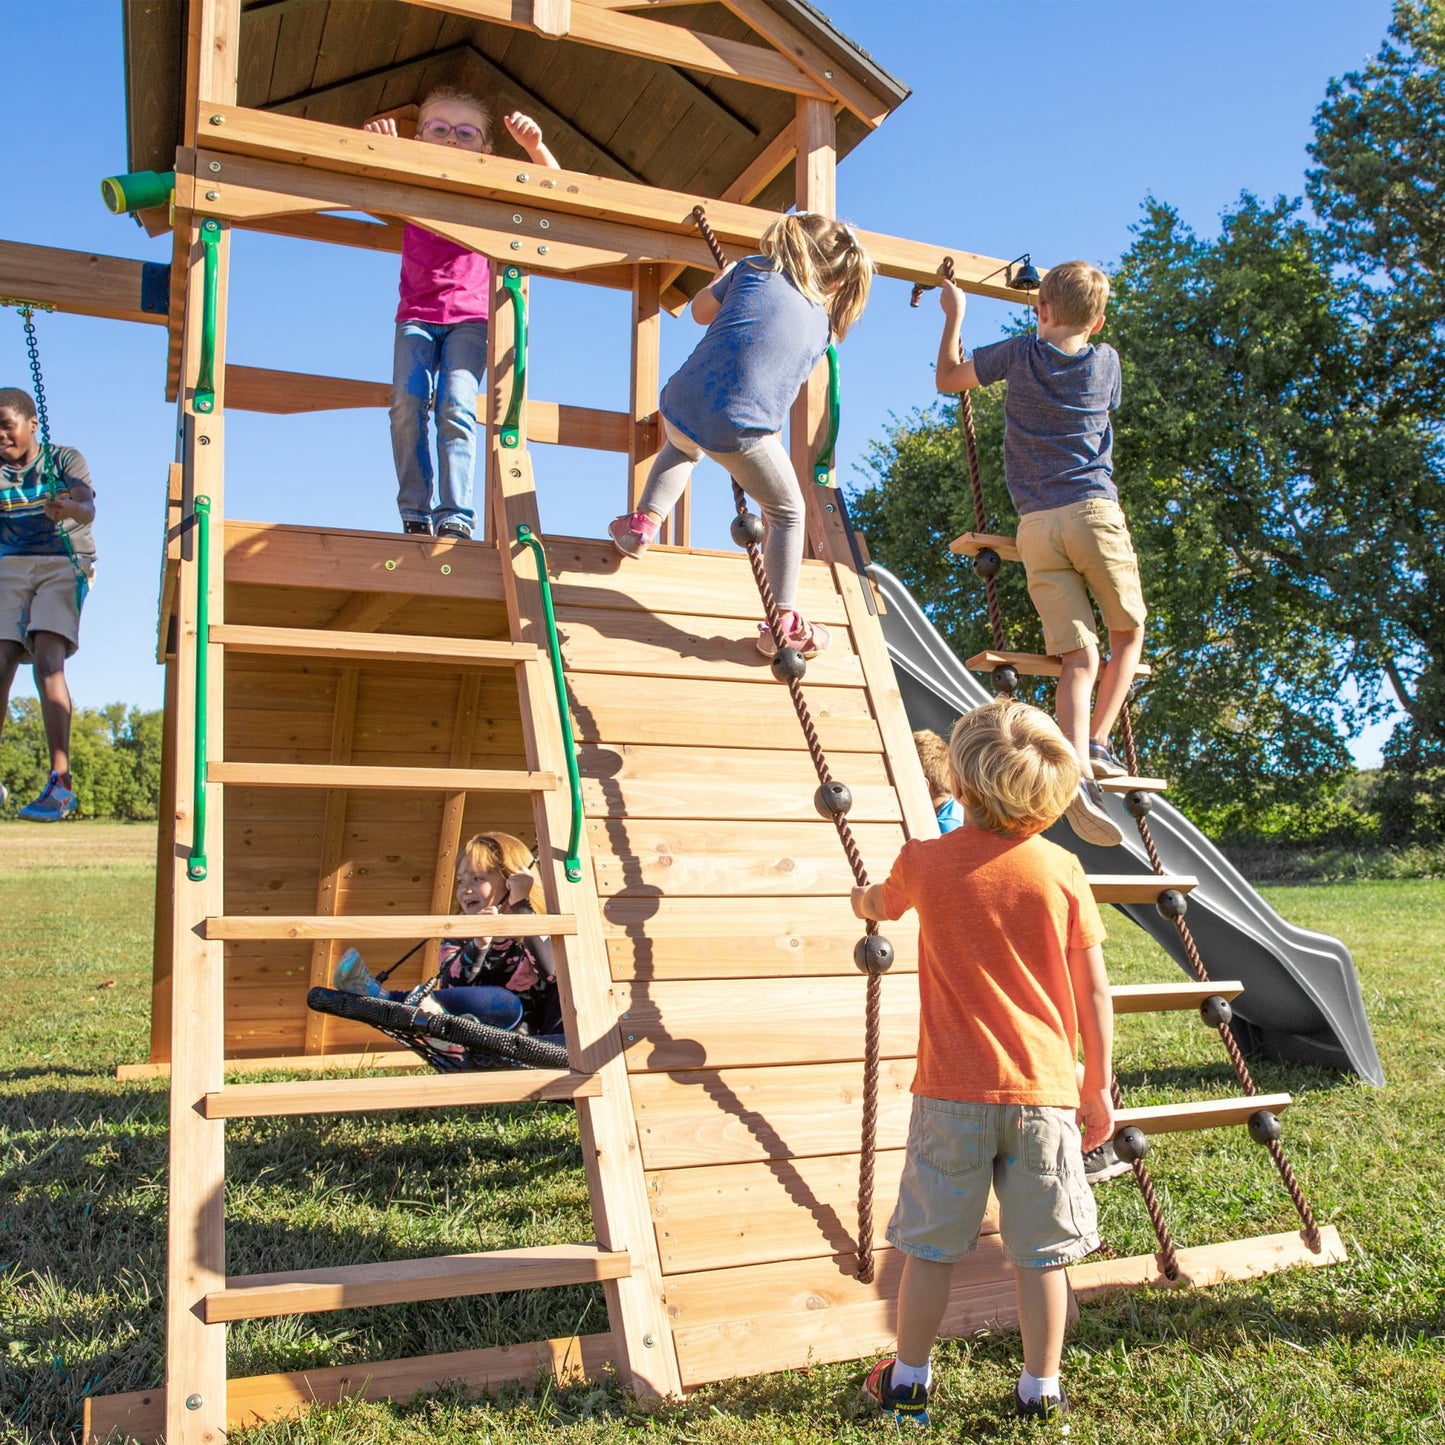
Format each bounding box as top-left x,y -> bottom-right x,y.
0,3 -> 1345,1441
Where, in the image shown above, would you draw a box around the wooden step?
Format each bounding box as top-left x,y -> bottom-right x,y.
1097,775 -> 1168,794
949,531 -> 1021,562
201,1069 -> 600,1119
211,623 -> 535,668
1087,874 -> 1196,903
1109,981 -> 1243,1014
966,649 -> 1153,680
201,1243 -> 631,1323
201,913 -> 577,941
208,762 -> 558,793
1115,1092 -> 1292,1137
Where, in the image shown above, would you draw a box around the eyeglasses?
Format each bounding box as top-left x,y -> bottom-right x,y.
418,119 -> 485,144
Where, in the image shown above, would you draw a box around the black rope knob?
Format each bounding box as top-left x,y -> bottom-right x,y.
1199,994 -> 1234,1028
1113,1125 -> 1149,1164
771,648 -> 807,683
992,664 -> 1020,695
1125,788 -> 1154,818
972,546 -> 1001,581
854,933 -> 894,975
730,511 -> 765,548
1248,1109 -> 1282,1146
1156,888 -> 1188,921
815,780 -> 853,818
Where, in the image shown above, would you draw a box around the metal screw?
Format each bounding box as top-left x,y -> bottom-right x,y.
205,190 -> 220,201
385,559 -> 397,570
512,213 -> 523,224
538,245 -> 549,255
209,114 -> 225,124
516,172 -> 529,182
824,69 -> 834,79
539,218 -> 550,229
642,1334 -> 656,1348
510,241 -> 522,250
209,161 -> 222,174
185,1394 -> 204,1411
198,435 -> 210,446
509,468 -> 521,478
627,1034 -> 635,1042
440,563 -> 451,575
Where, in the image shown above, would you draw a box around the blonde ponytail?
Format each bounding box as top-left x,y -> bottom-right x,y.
759,212 -> 874,340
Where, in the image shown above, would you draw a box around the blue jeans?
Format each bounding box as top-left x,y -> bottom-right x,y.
390,319 -> 488,533
387,984 -> 523,1031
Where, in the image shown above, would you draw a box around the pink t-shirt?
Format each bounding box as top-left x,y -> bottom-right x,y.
395,224 -> 490,325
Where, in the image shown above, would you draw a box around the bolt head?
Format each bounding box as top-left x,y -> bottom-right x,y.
516,172 -> 529,182
538,245 -> 550,255
539,218 -> 550,229
209,114 -> 224,124
440,563 -> 451,575
205,190 -> 220,201
510,241 -> 522,250
208,161 -> 222,173
185,1394 -> 204,1411
512,213 -> 523,224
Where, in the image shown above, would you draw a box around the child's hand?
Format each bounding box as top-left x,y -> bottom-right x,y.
504,112 -> 545,154
363,117 -> 400,137
43,490 -> 81,522
505,871 -> 533,907
850,885 -> 869,921
938,278 -> 966,320
1077,1087 -> 1115,1154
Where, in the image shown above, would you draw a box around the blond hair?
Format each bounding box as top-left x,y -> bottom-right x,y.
419,85 -> 493,147
912,729 -> 954,801
1037,259 -> 1110,328
759,211 -> 873,339
456,830 -> 542,911
948,700 -> 1079,838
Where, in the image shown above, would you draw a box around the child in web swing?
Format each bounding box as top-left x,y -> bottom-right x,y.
607,212 -> 874,658
333,830 -> 564,1044
364,89 -> 561,540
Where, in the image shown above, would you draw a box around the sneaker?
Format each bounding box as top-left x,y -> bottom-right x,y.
1082,1139 -> 1131,1184
1015,1384 -> 1070,1426
862,1358 -> 930,1428
608,511 -> 660,557
18,773 -> 77,822
437,521 -> 472,541
332,947 -> 383,998
1089,740 -> 1128,779
1063,778 -> 1123,847
0,782 -> 7,808
756,613 -> 831,659
402,519 -> 432,535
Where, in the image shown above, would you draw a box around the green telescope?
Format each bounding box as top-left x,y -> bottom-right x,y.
101,170 -> 175,214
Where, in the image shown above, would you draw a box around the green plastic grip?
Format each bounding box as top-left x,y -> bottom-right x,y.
813,344 -> 841,485
193,219 -> 221,415
515,524 -> 583,884
500,266 -> 528,449
101,169 -> 175,214
187,495 -> 212,883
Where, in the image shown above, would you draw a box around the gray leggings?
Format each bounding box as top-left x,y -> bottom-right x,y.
638,421 -> 806,611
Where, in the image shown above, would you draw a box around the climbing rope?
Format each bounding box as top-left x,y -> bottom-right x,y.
693,207 -> 892,1282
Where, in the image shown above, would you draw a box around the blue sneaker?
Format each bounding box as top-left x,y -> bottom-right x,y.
332,947 -> 383,997
863,1357 -> 930,1427
18,773 -> 77,822
1089,739 -> 1128,779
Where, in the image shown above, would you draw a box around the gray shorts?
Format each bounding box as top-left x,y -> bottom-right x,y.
0,554 -> 93,659
886,1096 -> 1099,1269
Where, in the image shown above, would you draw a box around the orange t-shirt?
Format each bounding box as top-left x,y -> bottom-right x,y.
879,826 -> 1107,1107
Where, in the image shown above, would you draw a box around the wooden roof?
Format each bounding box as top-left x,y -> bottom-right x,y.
123,0 -> 910,215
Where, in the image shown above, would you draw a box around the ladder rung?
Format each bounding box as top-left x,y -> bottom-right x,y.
949,531 -> 1020,562
965,649 -> 1154,680
211,623 -> 537,668
1110,981 -> 1244,1014
201,913 -> 578,941
1088,874 -> 1196,903
208,762 -> 558,793
201,1069 -> 600,1119
202,1244 -> 632,1323
1115,1092 -> 1292,1137
1097,776 -> 1168,794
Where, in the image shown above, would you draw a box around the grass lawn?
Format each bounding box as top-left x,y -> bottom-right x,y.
2,822 -> 1443,1444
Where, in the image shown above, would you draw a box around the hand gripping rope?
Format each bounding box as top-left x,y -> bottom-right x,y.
933,258 -> 1322,1268
693,206 -> 891,1282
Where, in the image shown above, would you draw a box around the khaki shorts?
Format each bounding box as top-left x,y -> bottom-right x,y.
886,1096 -> 1099,1268
0,554 -> 93,659
1016,497 -> 1146,656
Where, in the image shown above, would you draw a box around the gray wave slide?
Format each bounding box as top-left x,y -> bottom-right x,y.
869,562 -> 1384,1086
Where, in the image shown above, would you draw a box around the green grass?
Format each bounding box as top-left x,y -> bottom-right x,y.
2,824 -> 1444,1444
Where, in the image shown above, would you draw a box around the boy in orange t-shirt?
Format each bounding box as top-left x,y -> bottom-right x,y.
852,698 -> 1115,1430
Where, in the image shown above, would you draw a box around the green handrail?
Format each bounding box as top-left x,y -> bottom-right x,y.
515,524 -> 583,883
193,218 -> 221,414
812,344 -> 841,485
500,266 -> 528,449
187,495 -> 212,882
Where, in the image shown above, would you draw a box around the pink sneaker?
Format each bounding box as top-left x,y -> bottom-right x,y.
608,511 -> 660,557
756,612 -> 831,659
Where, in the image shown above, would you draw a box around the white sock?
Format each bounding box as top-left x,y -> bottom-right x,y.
891,1357 -> 932,1390
1019,1367 -> 1060,1403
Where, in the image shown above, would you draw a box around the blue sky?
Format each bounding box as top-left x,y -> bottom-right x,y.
0,0 -> 1398,762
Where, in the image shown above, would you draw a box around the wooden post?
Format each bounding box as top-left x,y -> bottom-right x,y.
628,264 -> 672,537
484,264 -> 529,541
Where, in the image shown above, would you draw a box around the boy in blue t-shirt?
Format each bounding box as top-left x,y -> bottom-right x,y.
0,387 -> 96,821
936,261 -> 1146,849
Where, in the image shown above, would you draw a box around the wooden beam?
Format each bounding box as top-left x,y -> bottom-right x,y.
965,650 -> 1155,680
211,625 -> 532,667
529,400 -> 631,450
1088,874 -> 1197,903
1114,1092 -> 1293,1137
208,762 -> 558,791
1109,981 -> 1244,1014
408,0 -> 828,97
201,913 -> 578,941
0,240 -> 168,326
422,674 -> 484,982
629,264 -> 662,518
224,364 -> 387,412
